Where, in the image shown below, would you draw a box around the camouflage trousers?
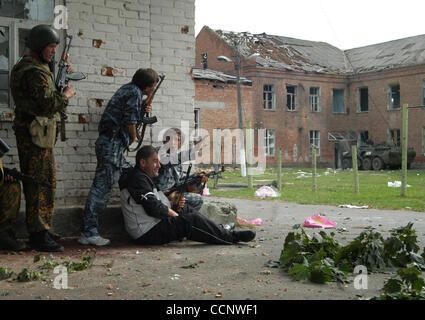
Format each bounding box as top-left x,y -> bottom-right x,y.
0,182 -> 21,232
15,126 -> 56,233
82,135 -> 131,237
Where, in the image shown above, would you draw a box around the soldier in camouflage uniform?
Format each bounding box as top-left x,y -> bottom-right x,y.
0,152 -> 26,251
154,128 -> 207,212
10,25 -> 76,252
79,68 -> 159,246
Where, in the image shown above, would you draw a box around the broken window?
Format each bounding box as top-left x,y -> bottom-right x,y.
194,108 -> 201,138
388,84 -> 400,110
0,26 -> 9,105
359,131 -> 371,146
422,80 -> 425,106
286,85 -> 296,111
309,130 -> 320,156
389,129 -> 401,147
359,87 -> 369,112
333,89 -> 345,113
309,87 -> 320,112
264,129 -> 275,157
263,84 -> 275,110
0,0 -> 54,21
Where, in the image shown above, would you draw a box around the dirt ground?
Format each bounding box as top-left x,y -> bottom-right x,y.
1,196 -> 424,305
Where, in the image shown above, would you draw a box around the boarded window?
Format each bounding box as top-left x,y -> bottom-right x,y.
333,89 -> 345,113
359,87 -> 368,112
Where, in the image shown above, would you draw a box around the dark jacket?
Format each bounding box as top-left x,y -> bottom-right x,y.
118,166 -> 169,219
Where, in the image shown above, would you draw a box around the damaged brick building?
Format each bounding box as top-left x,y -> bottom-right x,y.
194,26 -> 425,168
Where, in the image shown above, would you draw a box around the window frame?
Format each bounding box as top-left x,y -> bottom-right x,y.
309,87 -> 320,112
286,85 -> 296,111
264,128 -> 275,157
332,88 -> 345,114
388,84 -> 401,110
358,87 -> 369,112
309,130 -> 321,156
389,128 -> 401,147
263,84 -> 275,110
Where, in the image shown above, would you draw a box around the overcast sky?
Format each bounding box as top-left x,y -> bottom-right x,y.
195,0 -> 425,50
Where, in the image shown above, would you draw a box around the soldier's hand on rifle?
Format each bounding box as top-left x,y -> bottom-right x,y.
168,208 -> 179,217
65,54 -> 74,74
144,104 -> 152,113
177,196 -> 186,211
63,85 -> 76,100
4,174 -> 16,183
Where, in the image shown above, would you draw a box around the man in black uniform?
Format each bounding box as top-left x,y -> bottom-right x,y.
118,145 -> 255,245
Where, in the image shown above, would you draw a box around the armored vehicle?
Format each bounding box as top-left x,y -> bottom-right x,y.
342,143 -> 416,170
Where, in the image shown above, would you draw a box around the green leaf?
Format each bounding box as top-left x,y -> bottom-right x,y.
383,279 -> 402,294
288,264 -> 311,282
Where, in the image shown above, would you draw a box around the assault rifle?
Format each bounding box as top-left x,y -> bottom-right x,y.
128,74 -> 165,152
0,138 -> 54,188
164,166 -> 225,197
168,163 -> 192,212
55,35 -> 86,141
3,168 -> 55,189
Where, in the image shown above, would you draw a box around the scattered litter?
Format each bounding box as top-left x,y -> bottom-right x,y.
388,181 -> 411,188
237,217 -> 263,226
338,204 -> 370,209
202,186 -> 210,196
170,274 -> 181,280
260,269 -> 272,275
135,250 -> 142,255
303,214 -> 337,229
254,185 -> 280,198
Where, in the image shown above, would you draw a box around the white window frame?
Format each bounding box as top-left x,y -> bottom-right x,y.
286,85 -> 296,111
263,84 -> 275,110
309,130 -> 320,156
388,84 -> 401,110
309,87 -> 320,112
264,129 -> 275,157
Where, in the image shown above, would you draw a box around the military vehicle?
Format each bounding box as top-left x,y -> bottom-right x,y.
342,143 -> 416,170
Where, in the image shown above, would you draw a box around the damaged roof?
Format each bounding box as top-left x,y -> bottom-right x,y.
210,27 -> 425,75
192,67 -> 252,84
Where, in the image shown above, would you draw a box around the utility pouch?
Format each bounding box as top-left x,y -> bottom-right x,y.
29,113 -> 60,149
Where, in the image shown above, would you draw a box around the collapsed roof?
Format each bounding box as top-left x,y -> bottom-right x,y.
210,27 -> 425,75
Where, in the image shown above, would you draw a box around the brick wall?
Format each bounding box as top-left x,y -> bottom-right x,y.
1,0 -> 196,207
195,27 -> 425,168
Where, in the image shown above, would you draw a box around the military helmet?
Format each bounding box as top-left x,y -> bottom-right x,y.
26,25 -> 60,54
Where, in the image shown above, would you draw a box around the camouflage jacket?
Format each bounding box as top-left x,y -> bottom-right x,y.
98,83 -> 143,147
10,56 -> 68,127
154,148 -> 198,191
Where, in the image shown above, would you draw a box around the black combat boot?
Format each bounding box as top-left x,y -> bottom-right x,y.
0,229 -> 27,251
232,230 -> 256,243
29,230 -> 64,252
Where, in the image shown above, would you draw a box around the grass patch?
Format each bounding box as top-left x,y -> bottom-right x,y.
208,168 -> 425,211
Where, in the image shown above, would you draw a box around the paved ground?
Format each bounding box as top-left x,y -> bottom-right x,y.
1,196 -> 425,302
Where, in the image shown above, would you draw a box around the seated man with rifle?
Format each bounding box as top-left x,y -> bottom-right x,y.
118,145 -> 255,245
154,128 -> 209,212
